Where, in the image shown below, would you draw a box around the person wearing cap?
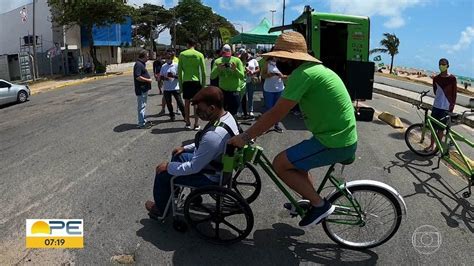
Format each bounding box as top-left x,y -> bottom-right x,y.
160,50 -> 185,122
228,31 -> 358,228
210,44 -> 245,115
425,58 -> 457,152
178,37 -> 207,131
145,86 -> 241,218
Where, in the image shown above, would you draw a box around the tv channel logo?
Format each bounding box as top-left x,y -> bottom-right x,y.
26,219 -> 83,248
412,225 -> 442,254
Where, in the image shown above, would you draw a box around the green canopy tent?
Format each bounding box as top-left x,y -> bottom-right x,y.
230,18 -> 281,44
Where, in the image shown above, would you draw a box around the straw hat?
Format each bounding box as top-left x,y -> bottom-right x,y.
263,31 -> 322,63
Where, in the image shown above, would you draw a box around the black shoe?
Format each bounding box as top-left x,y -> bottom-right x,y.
298,199 -> 335,227
170,116 -> 176,122
138,122 -> 152,129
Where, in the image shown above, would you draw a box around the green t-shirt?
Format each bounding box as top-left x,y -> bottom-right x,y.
282,62 -> 357,148
177,48 -> 206,87
210,56 -> 245,92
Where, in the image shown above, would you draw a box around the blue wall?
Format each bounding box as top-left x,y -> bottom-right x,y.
81,17 -> 132,47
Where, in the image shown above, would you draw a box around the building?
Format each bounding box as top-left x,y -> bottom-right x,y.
0,1 -> 131,81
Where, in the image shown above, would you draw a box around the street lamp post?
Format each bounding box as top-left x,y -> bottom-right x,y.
282,0 -> 286,26
270,10 -> 276,26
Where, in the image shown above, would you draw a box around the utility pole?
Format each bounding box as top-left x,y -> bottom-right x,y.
282,0 -> 286,26
270,10 -> 276,26
32,0 -> 38,80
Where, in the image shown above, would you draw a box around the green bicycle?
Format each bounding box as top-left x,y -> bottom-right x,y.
182,144 -> 407,248
404,90 -> 474,198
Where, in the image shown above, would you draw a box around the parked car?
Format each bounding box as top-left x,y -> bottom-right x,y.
0,79 -> 30,105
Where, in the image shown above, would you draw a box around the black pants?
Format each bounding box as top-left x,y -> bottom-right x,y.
164,91 -> 185,118
222,90 -> 240,115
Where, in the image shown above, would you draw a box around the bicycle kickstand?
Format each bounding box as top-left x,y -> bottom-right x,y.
432,157 -> 442,170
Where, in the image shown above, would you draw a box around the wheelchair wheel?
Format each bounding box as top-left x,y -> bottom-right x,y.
184,186 -> 254,245
231,162 -> 261,204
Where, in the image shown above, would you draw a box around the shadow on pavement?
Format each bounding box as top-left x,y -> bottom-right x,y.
151,127 -> 187,134
113,123 -> 139,132
388,132 -> 405,140
384,150 -> 474,233
136,221 -> 379,265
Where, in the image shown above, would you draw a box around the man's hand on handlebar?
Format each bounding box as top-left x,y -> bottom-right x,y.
228,135 -> 247,148
172,146 -> 185,156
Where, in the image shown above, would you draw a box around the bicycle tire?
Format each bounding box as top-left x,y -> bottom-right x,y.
231,162 -> 262,204
322,185 -> 403,249
405,123 -> 438,156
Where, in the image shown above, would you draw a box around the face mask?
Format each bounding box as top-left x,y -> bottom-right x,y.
196,105 -> 213,121
439,65 -> 448,72
276,61 -> 295,75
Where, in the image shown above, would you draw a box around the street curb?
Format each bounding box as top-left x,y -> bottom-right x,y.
30,70 -> 132,95
374,87 -> 474,128
378,112 -> 404,128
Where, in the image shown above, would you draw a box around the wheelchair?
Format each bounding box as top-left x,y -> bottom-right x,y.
149,148 -> 261,245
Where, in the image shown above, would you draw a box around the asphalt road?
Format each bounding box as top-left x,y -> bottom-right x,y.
1,74 -> 473,265
374,75 -> 472,108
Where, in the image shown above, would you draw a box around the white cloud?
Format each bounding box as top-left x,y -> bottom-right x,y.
440,26 -> 474,54
127,0 -> 165,7
328,0 -> 423,29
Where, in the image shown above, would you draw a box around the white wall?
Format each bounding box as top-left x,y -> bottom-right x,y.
0,1 -> 54,55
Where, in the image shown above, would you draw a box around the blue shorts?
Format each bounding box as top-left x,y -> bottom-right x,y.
286,137 -> 357,172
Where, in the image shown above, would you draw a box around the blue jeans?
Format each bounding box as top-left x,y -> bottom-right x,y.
153,152 -> 217,213
137,92 -> 148,126
246,82 -> 257,112
263,91 -> 282,112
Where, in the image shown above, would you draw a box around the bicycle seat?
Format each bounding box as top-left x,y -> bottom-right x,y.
339,155 -> 356,165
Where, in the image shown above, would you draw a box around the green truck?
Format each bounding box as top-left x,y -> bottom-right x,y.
270,5 -> 375,101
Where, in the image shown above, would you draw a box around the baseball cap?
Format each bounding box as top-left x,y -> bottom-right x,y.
222,44 -> 232,57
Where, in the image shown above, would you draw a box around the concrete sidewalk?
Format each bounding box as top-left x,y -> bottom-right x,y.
374,83 -> 474,127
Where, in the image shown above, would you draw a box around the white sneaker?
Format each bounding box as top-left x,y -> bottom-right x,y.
193,125 -> 201,131
249,112 -> 255,117
185,124 -> 191,129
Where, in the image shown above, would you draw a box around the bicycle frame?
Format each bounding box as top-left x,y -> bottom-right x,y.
421,113 -> 474,180
222,145 -> 365,225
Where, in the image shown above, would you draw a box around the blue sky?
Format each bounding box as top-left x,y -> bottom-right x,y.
2,0 -> 472,77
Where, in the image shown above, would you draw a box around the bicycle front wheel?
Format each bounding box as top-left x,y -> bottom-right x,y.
405,123 -> 438,156
322,185 -> 403,249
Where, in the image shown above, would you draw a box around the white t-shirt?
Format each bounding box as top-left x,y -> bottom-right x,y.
245,58 -> 259,83
160,62 -> 179,91
263,60 -> 285,92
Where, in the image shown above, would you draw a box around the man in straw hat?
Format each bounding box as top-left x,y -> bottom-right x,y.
145,86 -> 241,219
229,31 -> 357,227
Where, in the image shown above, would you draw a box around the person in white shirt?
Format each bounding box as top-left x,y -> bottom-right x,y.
243,52 -> 260,118
160,50 -> 185,122
145,86 -> 240,219
263,57 -> 286,132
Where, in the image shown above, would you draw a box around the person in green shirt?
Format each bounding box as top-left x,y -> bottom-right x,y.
210,44 -> 245,115
178,37 -> 206,130
228,31 -> 357,228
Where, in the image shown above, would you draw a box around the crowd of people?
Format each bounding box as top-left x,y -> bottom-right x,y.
133,37 -> 295,132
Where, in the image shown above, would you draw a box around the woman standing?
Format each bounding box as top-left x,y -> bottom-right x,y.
263,57 -> 286,132
243,52 -> 260,118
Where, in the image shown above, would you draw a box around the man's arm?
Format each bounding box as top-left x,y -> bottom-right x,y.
177,55 -> 183,88
167,132 -> 221,176
210,61 -> 220,79
200,54 -> 207,86
231,59 -> 245,79
449,77 -> 458,112
432,76 -> 437,94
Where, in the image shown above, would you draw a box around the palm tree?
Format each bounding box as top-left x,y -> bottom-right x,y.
370,33 -> 400,74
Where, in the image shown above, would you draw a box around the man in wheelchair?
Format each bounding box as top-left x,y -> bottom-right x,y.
145,86 -> 241,219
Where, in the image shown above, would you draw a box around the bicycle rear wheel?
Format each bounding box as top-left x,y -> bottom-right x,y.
322,185 -> 402,249
405,123 -> 438,156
